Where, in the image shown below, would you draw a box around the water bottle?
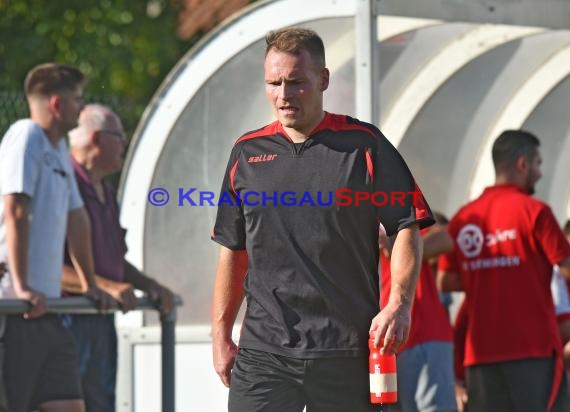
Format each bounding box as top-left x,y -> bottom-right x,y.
369,337 -> 398,405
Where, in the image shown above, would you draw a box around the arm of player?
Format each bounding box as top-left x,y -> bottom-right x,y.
370,224 -> 422,354
558,257 -> 570,280
211,246 -> 248,387
437,269 -> 464,291
3,193 -> 46,319
422,223 -> 453,260
62,263 -> 138,312
66,207 -> 113,310
123,260 -> 176,315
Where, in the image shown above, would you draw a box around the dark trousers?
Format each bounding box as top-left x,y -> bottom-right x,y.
3,315 -> 83,412
467,357 -> 570,412
229,348 -> 379,412
66,314 -> 118,412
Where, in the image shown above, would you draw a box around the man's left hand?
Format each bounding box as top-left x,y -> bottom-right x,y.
369,300 -> 412,355
147,283 -> 175,315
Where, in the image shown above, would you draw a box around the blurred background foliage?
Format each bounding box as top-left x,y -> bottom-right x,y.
0,0 -> 191,135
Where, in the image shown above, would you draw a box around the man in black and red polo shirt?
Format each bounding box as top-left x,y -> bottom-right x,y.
438,130 -> 570,412
211,27 -> 434,411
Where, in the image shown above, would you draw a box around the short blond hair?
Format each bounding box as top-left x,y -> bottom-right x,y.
265,27 -> 326,69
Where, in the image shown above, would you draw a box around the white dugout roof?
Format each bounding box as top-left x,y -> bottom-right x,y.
119,0 -> 570,325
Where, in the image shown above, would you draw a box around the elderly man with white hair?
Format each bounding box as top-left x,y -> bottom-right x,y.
62,104 -> 175,412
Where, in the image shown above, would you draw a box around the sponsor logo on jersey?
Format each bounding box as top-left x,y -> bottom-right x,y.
457,224 -> 484,258
248,154 -> 278,163
457,224 -> 518,258
457,224 -> 520,270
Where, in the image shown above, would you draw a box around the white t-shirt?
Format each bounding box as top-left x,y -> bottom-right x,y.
0,119 -> 83,298
551,265 -> 570,316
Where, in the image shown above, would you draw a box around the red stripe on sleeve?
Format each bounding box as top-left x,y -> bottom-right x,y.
365,149 -> 374,183
230,159 -> 239,195
412,181 -> 430,220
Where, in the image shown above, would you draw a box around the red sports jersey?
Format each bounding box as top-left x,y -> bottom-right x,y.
439,184 -> 570,366
381,255 -> 452,352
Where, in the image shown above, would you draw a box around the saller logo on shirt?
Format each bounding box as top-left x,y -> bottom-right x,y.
248,154 -> 278,163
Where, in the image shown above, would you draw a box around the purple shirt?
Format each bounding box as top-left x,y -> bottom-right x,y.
65,158 -> 127,282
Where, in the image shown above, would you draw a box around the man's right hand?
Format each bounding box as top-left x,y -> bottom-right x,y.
15,288 -> 47,319
454,380 -> 468,412
212,336 -> 238,388
84,286 -> 115,311
105,282 -> 138,312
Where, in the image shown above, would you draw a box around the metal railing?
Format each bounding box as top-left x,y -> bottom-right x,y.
0,295 -> 182,412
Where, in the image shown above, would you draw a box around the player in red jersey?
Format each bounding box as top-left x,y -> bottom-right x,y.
438,130 -> 570,412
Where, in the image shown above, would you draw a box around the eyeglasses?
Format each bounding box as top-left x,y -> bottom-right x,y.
98,129 -> 127,141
